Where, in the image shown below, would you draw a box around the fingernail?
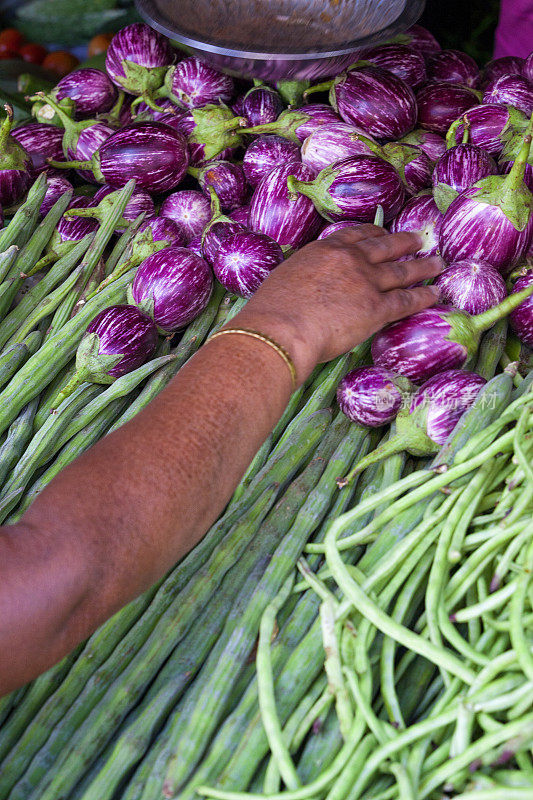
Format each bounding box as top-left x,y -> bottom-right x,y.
429,284 -> 441,297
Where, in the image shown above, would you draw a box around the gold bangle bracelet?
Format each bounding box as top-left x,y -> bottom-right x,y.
207,328 -> 298,392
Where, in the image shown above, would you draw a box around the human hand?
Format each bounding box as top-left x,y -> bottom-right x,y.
231,225 -> 442,385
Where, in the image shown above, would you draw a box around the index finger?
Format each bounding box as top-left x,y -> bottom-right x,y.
355,231 -> 423,264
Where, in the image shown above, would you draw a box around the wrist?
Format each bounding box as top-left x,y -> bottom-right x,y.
226,306 -> 320,387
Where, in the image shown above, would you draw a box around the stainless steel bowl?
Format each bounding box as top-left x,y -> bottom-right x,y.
136,0 -> 426,81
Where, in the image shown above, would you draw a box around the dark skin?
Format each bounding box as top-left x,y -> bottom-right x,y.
0,226 -> 442,695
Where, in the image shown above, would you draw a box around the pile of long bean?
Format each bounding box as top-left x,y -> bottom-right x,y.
0,174 -> 532,800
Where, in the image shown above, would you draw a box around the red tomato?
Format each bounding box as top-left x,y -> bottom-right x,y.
19,43 -> 48,65
88,33 -> 113,57
0,41 -> 20,59
42,51 -> 80,77
0,28 -> 25,51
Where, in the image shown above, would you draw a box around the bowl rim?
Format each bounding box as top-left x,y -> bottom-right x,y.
135,0 -> 426,61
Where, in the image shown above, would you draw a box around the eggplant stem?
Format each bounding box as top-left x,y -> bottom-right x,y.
0,104 -> 14,149
47,157 -> 92,170
303,80 -> 334,98
337,435 -> 403,488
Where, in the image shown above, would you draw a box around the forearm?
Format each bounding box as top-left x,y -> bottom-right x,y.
0,331 -> 295,693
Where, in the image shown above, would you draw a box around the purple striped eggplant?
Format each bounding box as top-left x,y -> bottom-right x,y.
524,54 -> 533,84
301,123 -> 375,174
337,366 -> 410,426
389,193 -> 443,258
53,196 -> 99,246
287,154 -> 405,224
381,142 -> 432,195
371,281 -> 533,382
50,122 -> 190,193
241,86 -> 283,127
40,175 -> 73,219
394,24 -> 441,57
307,65 -> 417,141
483,74 -> 533,117
187,233 -> 203,257
359,43 -> 427,89
171,104 -> 245,166
400,128 -> 447,162
213,230 -> 283,297
53,304 -> 159,406
0,106 -> 31,207
509,271 -> 533,347
160,190 -> 211,243
11,122 -> 66,180
55,68 -> 117,119
439,131 -> 533,274
426,49 -> 480,88
499,130 -> 533,192
201,188 -> 246,264
72,123 -> 116,183
105,23 -> 174,111
434,259 -> 507,315
243,135 -> 301,187
229,205 -> 251,225
130,246 -> 213,331
446,103 -> 528,155
240,104 -> 341,143
194,160 -> 248,211
158,57 -> 234,110
432,143 -> 497,213
318,220 -> 361,240
483,56 -> 524,87
92,185 -> 155,233
138,216 -> 186,247
340,369 -> 486,483
416,82 -> 479,134
249,162 -> 321,251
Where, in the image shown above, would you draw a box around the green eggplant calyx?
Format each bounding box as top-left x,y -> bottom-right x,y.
287,168 -> 342,220
0,106 -> 30,171
433,183 -> 459,214
276,79 -> 310,107
446,309 -> 479,359
75,332 -> 123,384
119,60 -> 167,98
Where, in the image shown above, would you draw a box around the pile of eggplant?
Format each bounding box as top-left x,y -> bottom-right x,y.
0,21 -> 532,437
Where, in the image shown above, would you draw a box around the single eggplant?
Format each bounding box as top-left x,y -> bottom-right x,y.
426,49 -> 480,88
90,185 -> 156,233
241,85 -> 283,127
49,121 -> 190,193
318,220 -> 361,240
371,282 -> 533,382
432,143 -> 497,213
239,103 -> 341,143
249,162 -> 322,251
52,304 -> 159,406
389,193 -> 443,258
393,24 -> 441,57
499,130 -> 533,192
434,259 -> 507,315
160,190 -> 211,243
105,23 -> 174,111
172,104 -> 245,166
0,106 -> 31,207
446,103 -> 528,155
483,56 -> 524,87
483,74 -> 533,117
212,230 -> 283,297
243,135 -> 301,187
416,82 -> 479,134
55,68 -> 117,119
130,246 -> 213,331
301,123 -> 375,174
193,160 -> 248,211
287,154 -> 405,224
39,175 -> 73,219
439,131 -> 533,273
509,270 -> 533,347
306,65 -> 417,141
201,187 -> 247,264
157,57 -> 233,111
358,43 -> 427,89
337,366 -> 409,426
229,205 -> 251,225
400,128 -> 447,162
339,370 -> 486,484
11,122 -> 66,180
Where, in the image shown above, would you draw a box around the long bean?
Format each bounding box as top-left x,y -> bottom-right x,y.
0,174 -> 46,252
0,245 -> 19,283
